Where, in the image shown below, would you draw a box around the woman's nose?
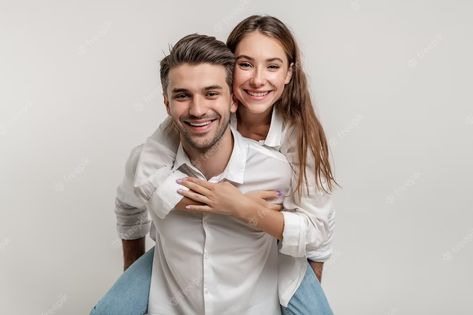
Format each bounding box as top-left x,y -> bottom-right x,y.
250,68 -> 264,87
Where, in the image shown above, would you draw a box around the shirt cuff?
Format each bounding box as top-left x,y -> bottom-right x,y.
279,211 -> 306,257
116,221 -> 151,240
148,169 -> 189,219
307,246 -> 332,262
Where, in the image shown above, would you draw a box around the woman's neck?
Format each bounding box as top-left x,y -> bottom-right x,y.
236,106 -> 272,141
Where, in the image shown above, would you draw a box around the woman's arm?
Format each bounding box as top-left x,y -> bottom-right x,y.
176,178 -> 285,239
131,117 -> 191,219
279,126 -> 335,262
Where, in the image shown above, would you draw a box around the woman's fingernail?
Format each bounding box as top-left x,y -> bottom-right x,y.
177,189 -> 184,193
277,190 -> 283,197
176,178 -> 183,183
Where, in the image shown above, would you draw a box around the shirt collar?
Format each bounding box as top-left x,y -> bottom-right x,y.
230,107 -> 284,149
173,126 -> 248,184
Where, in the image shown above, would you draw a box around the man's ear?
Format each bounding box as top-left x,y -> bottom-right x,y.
284,62 -> 294,84
163,94 -> 171,115
230,94 -> 238,113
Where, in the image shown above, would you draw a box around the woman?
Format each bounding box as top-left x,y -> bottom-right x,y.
91,15 -> 336,315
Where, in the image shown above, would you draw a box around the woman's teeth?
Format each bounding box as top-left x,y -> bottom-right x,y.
246,90 -> 270,97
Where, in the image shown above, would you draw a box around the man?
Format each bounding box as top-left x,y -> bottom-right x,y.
100,34 -> 293,314
148,34 -> 294,314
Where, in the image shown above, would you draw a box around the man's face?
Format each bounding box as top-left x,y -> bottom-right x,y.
164,63 -> 237,153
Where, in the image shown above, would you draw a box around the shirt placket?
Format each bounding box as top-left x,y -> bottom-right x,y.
201,176 -> 223,315
202,213 -> 213,314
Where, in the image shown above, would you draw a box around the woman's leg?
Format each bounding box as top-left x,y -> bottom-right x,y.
90,247 -> 155,315
281,263 -> 333,315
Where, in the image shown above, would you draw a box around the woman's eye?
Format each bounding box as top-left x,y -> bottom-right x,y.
238,62 -> 252,69
268,64 -> 280,70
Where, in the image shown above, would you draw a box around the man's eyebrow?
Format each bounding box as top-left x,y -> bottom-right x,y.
236,55 -> 284,63
171,88 -> 189,94
204,85 -> 223,90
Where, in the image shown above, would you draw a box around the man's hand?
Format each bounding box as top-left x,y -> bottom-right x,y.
309,260 -> 324,282
122,237 -> 145,271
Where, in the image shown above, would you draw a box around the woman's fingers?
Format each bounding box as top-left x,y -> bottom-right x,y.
181,177 -> 214,190
178,179 -> 212,196
177,189 -> 211,205
269,203 -> 283,211
184,205 -> 211,212
246,190 -> 280,201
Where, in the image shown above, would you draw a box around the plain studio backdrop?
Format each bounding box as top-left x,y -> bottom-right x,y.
1,0 -> 472,314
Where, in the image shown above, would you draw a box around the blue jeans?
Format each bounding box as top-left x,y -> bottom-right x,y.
90,247 -> 332,315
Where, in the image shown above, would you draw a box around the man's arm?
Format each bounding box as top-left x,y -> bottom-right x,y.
309,260 -> 324,282
122,237 -> 146,271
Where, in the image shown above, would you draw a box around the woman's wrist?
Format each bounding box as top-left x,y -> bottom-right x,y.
233,196 -> 258,221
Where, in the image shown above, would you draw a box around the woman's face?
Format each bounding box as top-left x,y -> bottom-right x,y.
233,31 -> 293,116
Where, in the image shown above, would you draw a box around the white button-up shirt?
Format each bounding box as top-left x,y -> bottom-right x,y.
145,127 -> 289,314
115,109 -> 335,308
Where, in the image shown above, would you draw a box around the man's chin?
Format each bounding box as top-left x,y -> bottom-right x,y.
184,136 -> 216,152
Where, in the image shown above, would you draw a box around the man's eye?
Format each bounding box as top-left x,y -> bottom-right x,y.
174,93 -> 188,99
207,91 -> 219,97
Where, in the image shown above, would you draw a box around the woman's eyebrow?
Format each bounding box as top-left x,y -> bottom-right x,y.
236,55 -> 284,63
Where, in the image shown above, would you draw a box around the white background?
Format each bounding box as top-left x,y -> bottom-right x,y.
1,0 -> 472,314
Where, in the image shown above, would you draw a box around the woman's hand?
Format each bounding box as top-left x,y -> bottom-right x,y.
176,177 -> 282,218
177,177 -> 249,217
245,190 -> 283,211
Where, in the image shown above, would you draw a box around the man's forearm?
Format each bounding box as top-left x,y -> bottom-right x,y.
309,260 -> 324,282
122,237 -> 146,271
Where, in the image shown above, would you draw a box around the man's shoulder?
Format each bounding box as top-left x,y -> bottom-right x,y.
246,139 -> 287,163
239,137 -> 291,174
123,143 -> 145,179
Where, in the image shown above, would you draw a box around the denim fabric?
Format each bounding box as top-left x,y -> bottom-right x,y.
90,247 -> 333,315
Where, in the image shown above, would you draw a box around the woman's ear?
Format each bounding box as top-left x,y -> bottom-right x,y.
230,94 -> 238,113
285,62 -> 294,84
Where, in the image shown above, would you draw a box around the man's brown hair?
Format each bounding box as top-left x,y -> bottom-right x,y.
160,34 -> 235,95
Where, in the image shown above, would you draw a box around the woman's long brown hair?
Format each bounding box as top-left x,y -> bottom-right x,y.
227,15 -> 338,198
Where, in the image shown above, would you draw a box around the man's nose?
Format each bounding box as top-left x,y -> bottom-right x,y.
188,96 -> 207,117
250,67 -> 264,87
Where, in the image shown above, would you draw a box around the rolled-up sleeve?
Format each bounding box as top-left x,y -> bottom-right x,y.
115,144 -> 151,240
278,126 -> 336,261
131,117 -> 186,220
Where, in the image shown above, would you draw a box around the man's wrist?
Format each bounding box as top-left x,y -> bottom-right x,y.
122,237 -> 145,271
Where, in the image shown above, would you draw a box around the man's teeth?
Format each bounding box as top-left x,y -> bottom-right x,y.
247,91 -> 270,97
188,121 -> 212,127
